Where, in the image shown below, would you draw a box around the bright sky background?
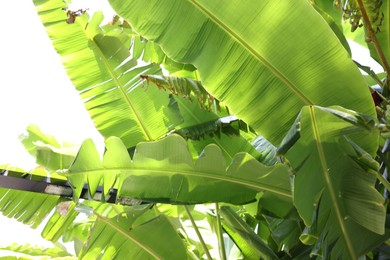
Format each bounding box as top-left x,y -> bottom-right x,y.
0,0 -> 385,256
0,0 -> 108,255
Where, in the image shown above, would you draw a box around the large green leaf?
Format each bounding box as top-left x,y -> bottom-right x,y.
80,213 -> 188,259
109,0 -> 376,148
34,0 -> 180,148
64,135 -> 292,212
278,105 -> 386,259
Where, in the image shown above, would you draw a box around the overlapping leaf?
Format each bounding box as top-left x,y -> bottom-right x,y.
0,188 -> 61,229
278,105 -> 387,259
109,0 -> 377,149
42,200 -> 146,242
34,0 -> 181,148
220,206 -> 279,260
64,135 -> 292,213
20,124 -> 77,171
141,74 -> 218,111
80,213 -> 187,259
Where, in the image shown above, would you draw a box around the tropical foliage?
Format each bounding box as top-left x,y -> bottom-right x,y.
1,0 -> 390,259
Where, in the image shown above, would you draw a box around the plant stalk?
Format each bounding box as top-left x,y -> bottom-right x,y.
184,205 -> 212,260
356,0 -> 390,89
215,203 -> 227,260
375,170 -> 390,192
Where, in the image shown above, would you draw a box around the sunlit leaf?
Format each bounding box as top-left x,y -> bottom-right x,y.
109,0 -> 377,148
64,135 -> 292,213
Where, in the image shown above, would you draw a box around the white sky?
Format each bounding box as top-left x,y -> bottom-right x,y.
0,1 -> 105,170
0,0 -> 385,255
0,1 -> 106,254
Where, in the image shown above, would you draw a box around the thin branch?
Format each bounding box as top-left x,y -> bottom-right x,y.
184,205 -> 212,260
356,0 -> 390,89
215,203 -> 227,260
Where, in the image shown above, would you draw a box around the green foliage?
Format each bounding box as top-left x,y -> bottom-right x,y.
0,243 -> 72,258
1,0 -> 389,259
20,124 -> 77,171
80,211 -> 188,259
278,106 -> 387,258
109,0 -> 376,147
65,135 -> 292,212
220,206 -> 279,260
0,188 -> 62,229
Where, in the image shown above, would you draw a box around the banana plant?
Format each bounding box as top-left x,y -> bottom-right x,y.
1,0 -> 389,258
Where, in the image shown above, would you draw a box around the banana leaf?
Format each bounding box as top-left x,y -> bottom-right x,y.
64,135 -> 292,214
80,213 -> 188,259
34,0 -> 181,148
278,105 -> 387,259
19,124 -> 78,171
42,200 -> 146,242
220,206 -> 279,260
0,188 -> 61,229
109,0 -> 377,151
0,243 -> 73,258
141,74 -> 218,112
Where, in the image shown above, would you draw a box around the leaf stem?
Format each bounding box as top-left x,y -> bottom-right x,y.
375,170 -> 390,192
184,205 -> 212,260
215,203 -> 227,260
356,0 -> 390,89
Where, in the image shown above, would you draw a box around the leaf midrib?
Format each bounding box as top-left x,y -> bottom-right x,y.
67,166 -> 292,198
82,21 -> 152,141
309,106 -> 356,259
95,212 -> 162,259
189,0 -> 314,105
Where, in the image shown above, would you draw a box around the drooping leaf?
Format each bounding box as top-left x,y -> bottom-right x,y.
19,124 -> 60,157
64,135 -> 292,213
220,206 -> 279,260
175,115 -> 253,141
355,60 -> 387,87
251,136 -> 278,166
170,94 -> 264,162
42,200 -> 148,242
141,74 -> 219,112
41,201 -> 79,242
278,105 -> 387,259
19,124 -> 78,171
34,0 -> 181,148
263,215 -> 302,253
109,0 -> 377,148
0,188 -> 61,229
131,35 -> 197,75
311,1 -> 352,55
80,213 -> 188,259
